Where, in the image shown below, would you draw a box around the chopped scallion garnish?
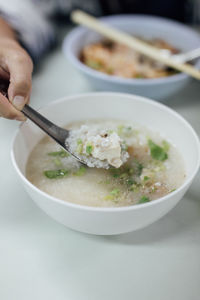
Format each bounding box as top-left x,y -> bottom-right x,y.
86,143 -> 93,155
77,139 -> 83,145
48,149 -> 69,158
143,176 -> 150,181
73,166 -> 86,176
139,196 -> 150,204
148,140 -> 168,161
104,188 -> 120,201
110,188 -> 120,196
162,140 -> 170,152
127,178 -> 135,186
44,169 -> 69,179
53,158 -> 62,167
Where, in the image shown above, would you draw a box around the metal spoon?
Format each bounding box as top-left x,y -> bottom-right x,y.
160,47 -> 200,63
0,80 -> 77,161
22,104 -> 86,165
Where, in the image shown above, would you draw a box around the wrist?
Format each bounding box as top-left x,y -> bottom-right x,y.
0,37 -> 24,55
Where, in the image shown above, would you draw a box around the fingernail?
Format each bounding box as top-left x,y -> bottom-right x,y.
15,116 -> 26,122
12,96 -> 25,110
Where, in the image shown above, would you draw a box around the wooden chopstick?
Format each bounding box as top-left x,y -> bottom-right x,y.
71,10 -> 200,80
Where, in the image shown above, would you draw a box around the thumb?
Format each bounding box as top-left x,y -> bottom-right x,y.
6,52 -> 33,110
9,73 -> 32,111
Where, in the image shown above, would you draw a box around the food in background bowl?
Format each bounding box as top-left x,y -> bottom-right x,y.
26,120 -> 185,208
81,38 -> 180,79
64,15 -> 200,99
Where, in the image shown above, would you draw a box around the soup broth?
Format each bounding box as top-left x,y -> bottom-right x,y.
26,120 -> 185,207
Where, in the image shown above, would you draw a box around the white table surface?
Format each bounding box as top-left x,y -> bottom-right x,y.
0,28 -> 200,300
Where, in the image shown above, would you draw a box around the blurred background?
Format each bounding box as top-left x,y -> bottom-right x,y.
1,0 -> 200,63
56,0 -> 200,23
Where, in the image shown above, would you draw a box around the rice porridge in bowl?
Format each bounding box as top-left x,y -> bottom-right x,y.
12,93 -> 200,234
26,120 -> 185,208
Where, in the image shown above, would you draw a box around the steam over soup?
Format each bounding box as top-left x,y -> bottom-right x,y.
26,120 -> 185,207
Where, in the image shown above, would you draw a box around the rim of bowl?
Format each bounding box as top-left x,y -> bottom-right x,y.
11,92 -> 200,212
63,14 -> 200,85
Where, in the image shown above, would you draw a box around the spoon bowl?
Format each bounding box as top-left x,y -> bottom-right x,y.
22,105 -> 119,169
22,104 -> 86,165
160,47 -> 200,63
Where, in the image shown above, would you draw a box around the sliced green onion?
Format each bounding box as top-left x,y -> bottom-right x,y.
117,125 -> 125,136
124,126 -> 133,137
139,196 -> 150,204
107,129 -> 114,134
53,158 -> 62,167
110,168 -> 121,178
162,140 -> 170,152
44,169 -> 69,179
148,140 -> 168,161
86,143 -> 93,155
110,188 -> 120,196
77,138 -> 83,145
130,184 -> 140,192
127,178 -> 135,186
48,149 -> 69,158
73,166 -> 86,176
104,188 -> 120,201
121,141 -> 128,151
133,160 -> 143,176
98,180 -> 111,185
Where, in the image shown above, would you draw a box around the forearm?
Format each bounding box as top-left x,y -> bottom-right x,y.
0,0 -> 55,61
0,17 -> 17,41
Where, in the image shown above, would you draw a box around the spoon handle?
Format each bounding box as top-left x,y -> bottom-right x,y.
22,104 -> 68,146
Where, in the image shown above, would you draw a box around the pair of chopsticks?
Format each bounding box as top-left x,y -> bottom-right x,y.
71,10 -> 200,80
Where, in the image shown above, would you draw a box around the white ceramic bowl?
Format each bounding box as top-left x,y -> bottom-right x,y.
11,93 -> 200,235
63,15 -> 200,100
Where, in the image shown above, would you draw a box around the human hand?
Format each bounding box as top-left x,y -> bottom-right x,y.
0,38 -> 33,121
